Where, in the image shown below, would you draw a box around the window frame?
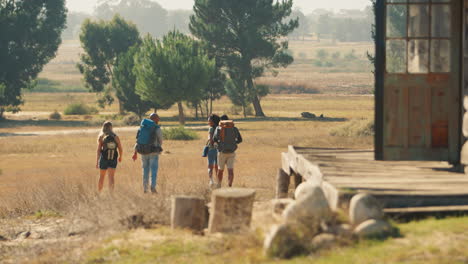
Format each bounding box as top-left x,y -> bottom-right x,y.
385,0 -> 452,74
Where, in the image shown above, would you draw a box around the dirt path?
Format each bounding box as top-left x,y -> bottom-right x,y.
0,126 -> 139,137
0,125 -> 207,138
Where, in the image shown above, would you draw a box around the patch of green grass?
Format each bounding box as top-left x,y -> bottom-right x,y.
164,126 -> 199,141
64,103 -> 99,115
32,210 -> 62,219
86,217 -> 468,264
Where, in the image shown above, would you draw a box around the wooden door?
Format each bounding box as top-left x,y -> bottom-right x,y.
380,0 -> 461,162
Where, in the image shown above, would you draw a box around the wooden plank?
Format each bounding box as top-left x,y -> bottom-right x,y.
384,82 -> 403,148
296,154 -> 322,183
281,152 -> 290,175
287,145 -> 298,174
384,205 -> 468,213
431,85 -> 449,148
409,85 -> 426,147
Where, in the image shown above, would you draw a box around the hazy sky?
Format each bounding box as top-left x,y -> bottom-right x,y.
66,0 -> 371,14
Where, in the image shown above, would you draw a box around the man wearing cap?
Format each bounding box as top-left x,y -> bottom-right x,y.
132,113 -> 163,193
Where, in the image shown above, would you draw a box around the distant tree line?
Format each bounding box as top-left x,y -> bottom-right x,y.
288,7 -> 373,42
64,1 -> 373,43
63,0 -> 192,40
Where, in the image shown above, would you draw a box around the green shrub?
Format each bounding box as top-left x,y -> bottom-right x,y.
331,51 -> 341,59
330,119 -> 374,137
49,110 -> 62,120
164,127 -> 199,141
344,49 -> 358,60
316,49 -> 329,60
63,103 -> 98,115
122,113 -> 141,126
313,60 -> 323,67
297,52 -> 307,59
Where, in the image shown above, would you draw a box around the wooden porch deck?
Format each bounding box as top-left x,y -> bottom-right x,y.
282,146 -> 468,214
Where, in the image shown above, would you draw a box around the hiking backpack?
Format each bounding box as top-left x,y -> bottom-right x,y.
217,120 -> 238,153
136,119 -> 159,154
102,133 -> 118,160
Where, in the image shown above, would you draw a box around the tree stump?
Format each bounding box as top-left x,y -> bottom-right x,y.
208,188 -> 256,234
276,168 -> 290,198
171,196 -> 206,231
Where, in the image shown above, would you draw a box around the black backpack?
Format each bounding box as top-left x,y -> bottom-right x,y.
102,133 -> 118,160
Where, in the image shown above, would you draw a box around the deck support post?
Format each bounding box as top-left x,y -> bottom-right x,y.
293,172 -> 302,189
276,168 -> 290,198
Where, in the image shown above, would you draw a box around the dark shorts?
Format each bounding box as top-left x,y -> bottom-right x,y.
207,148 -> 218,166
99,155 -> 118,170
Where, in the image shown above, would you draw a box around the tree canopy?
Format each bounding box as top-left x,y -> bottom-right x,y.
0,0 -> 67,118
77,14 -> 140,114
134,31 -> 215,124
113,45 -> 168,118
190,0 -> 298,117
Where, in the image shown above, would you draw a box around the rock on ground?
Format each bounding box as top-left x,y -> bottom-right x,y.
349,193 -> 383,226
310,233 -> 336,251
353,219 -> 393,238
283,185 -> 331,231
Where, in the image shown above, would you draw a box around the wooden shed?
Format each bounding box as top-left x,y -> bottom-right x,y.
374,0 -> 467,165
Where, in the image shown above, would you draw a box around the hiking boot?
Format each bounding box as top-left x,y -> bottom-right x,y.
216,182 -> 221,189
151,188 -> 157,194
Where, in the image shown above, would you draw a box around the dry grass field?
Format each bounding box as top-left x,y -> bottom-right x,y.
0,92 -> 374,262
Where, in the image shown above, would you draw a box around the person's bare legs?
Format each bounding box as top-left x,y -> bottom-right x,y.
227,169 -> 234,187
108,168 -> 116,191
208,164 -> 215,182
217,169 -> 224,187
98,169 -> 107,192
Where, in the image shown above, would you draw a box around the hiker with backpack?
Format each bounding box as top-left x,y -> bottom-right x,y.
204,114 -> 221,187
132,113 -> 163,193
96,121 -> 123,192
213,115 -> 242,188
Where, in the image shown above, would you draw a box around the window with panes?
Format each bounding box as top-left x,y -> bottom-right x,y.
386,0 -> 451,73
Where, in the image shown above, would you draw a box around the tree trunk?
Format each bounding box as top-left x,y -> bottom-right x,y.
252,96 -> 265,117
177,101 -> 185,125
195,104 -> 199,120
210,97 -> 213,115
246,78 -> 265,117
199,103 -> 203,120
118,99 -> 125,115
0,107 -> 4,120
